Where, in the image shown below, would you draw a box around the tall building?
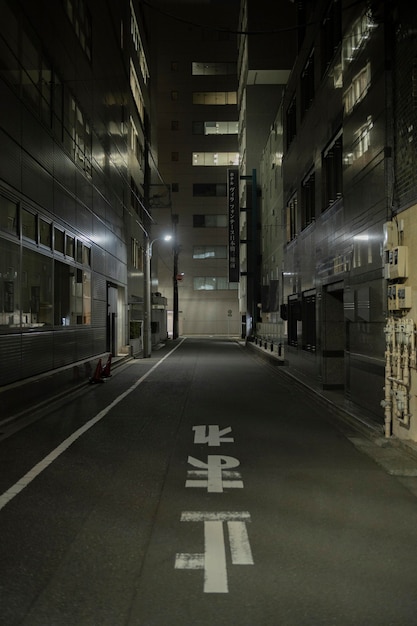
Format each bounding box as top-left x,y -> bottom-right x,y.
0,0 -> 155,385
148,0 -> 241,337
256,0 -> 417,444
236,0 -> 297,337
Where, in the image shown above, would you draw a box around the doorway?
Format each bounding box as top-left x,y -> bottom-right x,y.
322,282 -> 345,389
107,282 -> 124,355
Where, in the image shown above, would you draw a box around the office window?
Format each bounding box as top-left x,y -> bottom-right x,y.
286,96 -> 297,149
193,246 -> 227,259
171,90 -> 179,100
66,234 -> 75,258
0,195 -> 18,236
321,0 -> 342,75
193,183 -> 227,197
286,194 -> 298,243
345,117 -> 373,166
39,219 -> 52,248
192,91 -> 237,105
22,249 -> 53,327
64,0 -> 92,61
0,239 -> 20,329
62,92 -> 91,174
54,227 -> 65,253
171,120 -> 180,130
192,121 -> 239,135
193,214 -> 227,227
192,62 -> 237,75
343,11 -> 376,67
130,60 -> 144,121
322,131 -> 343,211
130,1 -> 149,84
130,116 -> 143,165
344,63 -> 371,114
21,208 -> 36,241
301,50 -> 315,117
54,260 -> 91,326
301,171 -> 315,229
131,237 -> 143,271
193,277 -> 238,290
192,152 -> 239,166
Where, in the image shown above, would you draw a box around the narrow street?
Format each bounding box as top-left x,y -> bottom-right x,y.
1,338 -> 417,626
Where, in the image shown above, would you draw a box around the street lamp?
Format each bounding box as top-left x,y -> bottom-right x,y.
143,234 -> 172,358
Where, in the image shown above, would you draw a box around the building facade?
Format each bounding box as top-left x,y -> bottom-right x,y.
0,0 -> 156,385
256,0 -> 417,443
148,0 -> 241,337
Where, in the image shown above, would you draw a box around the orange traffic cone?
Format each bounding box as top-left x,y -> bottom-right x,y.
101,353 -> 112,378
89,358 -> 104,383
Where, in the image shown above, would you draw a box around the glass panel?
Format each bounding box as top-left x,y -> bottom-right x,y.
54,227 -> 65,253
0,239 -> 20,330
54,260 -> 71,325
39,219 -> 52,247
82,270 -> 91,324
21,208 -> 36,241
0,195 -> 18,235
66,234 -> 75,257
21,248 -> 53,327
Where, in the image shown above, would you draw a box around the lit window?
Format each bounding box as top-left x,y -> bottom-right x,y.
193,246 -> 227,259
344,63 -> 371,114
192,62 -> 237,75
192,91 -> 237,105
192,152 -> 239,166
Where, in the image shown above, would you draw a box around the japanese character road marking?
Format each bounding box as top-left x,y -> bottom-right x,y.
192,425 -> 234,447
175,511 -> 254,593
185,455 -> 243,492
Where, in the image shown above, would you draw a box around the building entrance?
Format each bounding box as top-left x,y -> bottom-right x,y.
322,282 -> 345,389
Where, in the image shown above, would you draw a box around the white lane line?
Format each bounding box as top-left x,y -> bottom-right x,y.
204,521 -> 228,593
228,521 -> 254,565
0,339 -> 186,512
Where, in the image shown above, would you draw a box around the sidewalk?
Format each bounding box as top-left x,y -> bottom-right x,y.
245,339 -> 417,473
0,352 -> 131,426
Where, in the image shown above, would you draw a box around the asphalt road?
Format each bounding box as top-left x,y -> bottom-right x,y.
1,338 -> 417,625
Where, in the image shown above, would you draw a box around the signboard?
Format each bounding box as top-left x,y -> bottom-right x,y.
227,168 -> 239,282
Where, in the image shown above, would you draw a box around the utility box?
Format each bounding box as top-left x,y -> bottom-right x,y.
386,246 -> 408,279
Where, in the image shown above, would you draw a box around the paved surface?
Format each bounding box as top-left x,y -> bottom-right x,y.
1,338 -> 417,625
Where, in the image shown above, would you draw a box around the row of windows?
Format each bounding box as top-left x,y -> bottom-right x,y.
192,152 -> 240,166
171,121 -> 239,135
0,238 -> 91,331
286,5 -> 377,150
193,277 -> 238,291
0,194 -> 91,265
0,7 -> 92,174
193,246 -> 227,259
192,62 -> 236,76
286,131 -> 343,243
130,1 -> 149,84
64,0 -> 92,61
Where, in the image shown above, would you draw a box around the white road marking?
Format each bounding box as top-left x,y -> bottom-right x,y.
0,339 -> 186,512
192,425 -> 234,446
186,455 -> 243,492
175,511 -> 253,593
204,521 -> 228,593
228,521 -> 254,565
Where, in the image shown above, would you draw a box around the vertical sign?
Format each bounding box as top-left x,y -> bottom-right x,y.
227,168 -> 239,282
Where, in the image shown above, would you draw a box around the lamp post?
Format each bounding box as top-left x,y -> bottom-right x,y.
143,234 -> 172,358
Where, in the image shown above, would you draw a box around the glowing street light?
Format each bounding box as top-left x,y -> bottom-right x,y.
143,233 -> 172,357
